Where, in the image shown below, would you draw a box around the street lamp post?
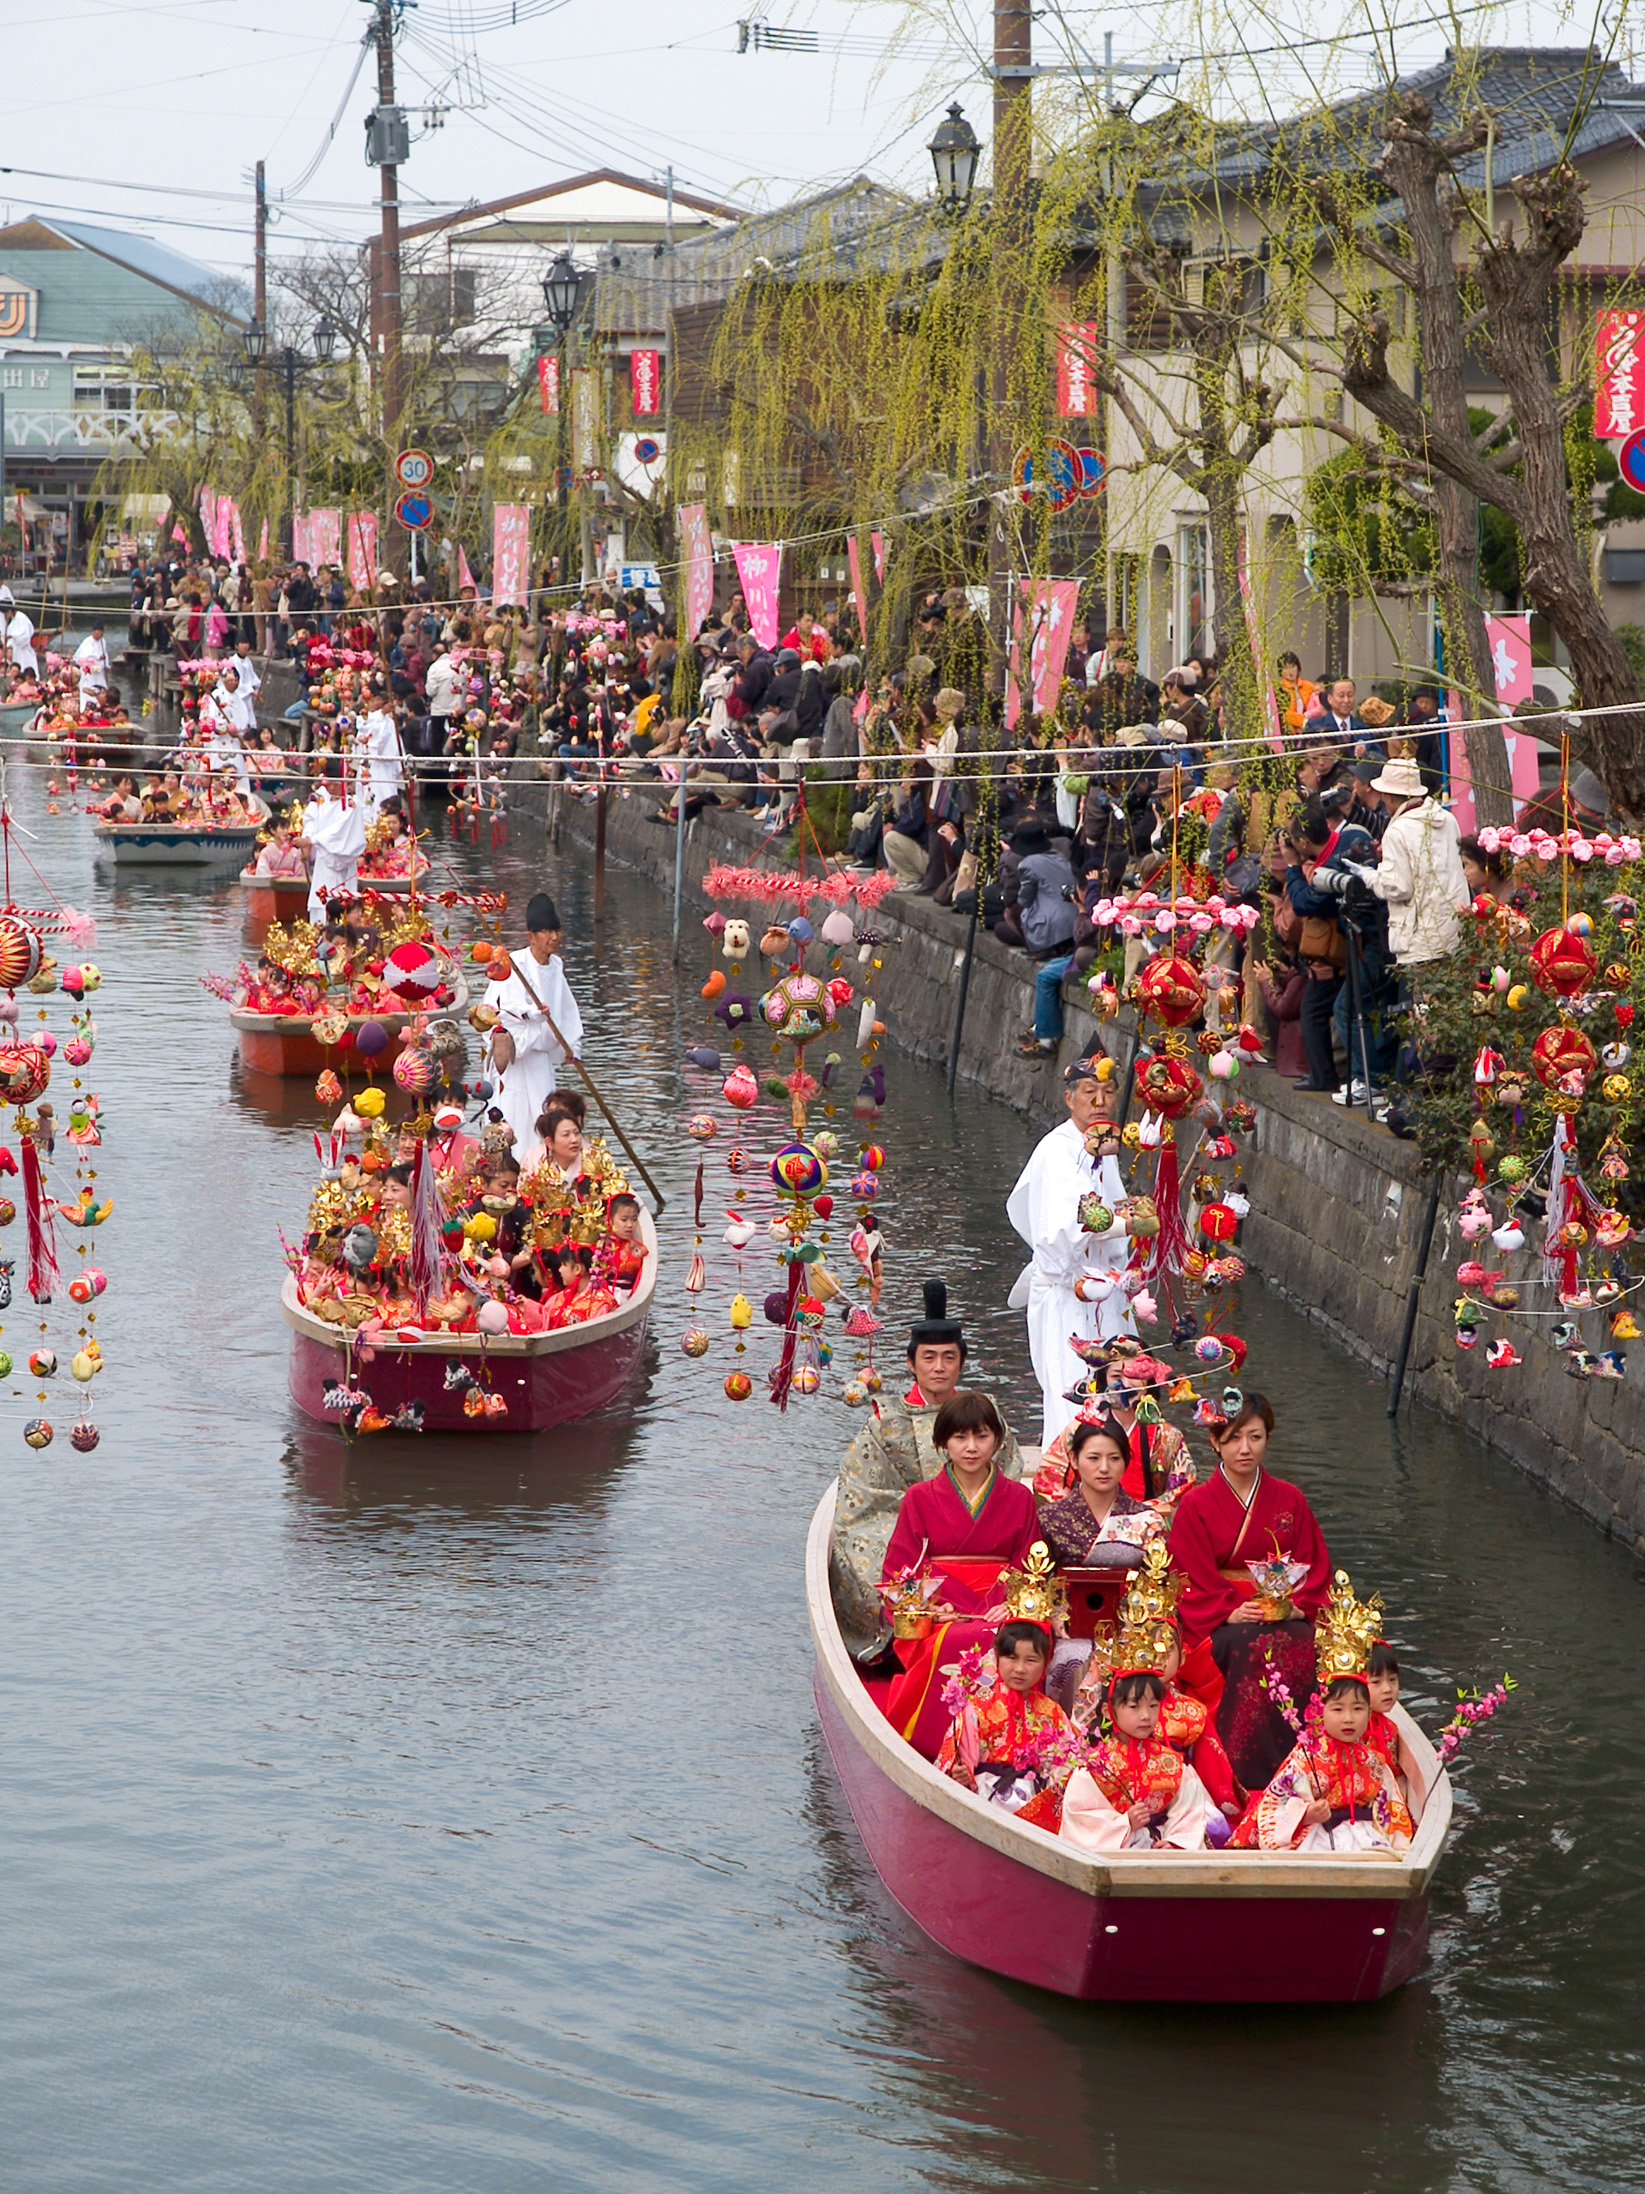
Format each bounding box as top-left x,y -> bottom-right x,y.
241,318 -> 338,559
928,104 -> 982,215
541,252 -> 589,599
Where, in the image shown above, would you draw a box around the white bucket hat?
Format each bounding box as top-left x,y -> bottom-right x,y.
1370,756 -> 1425,800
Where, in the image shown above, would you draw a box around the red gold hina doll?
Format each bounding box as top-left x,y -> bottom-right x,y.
1060,1545 -> 1211,1852
1232,1572 -> 1415,1854
934,1549 -> 1081,1831
880,1392 -> 1041,1758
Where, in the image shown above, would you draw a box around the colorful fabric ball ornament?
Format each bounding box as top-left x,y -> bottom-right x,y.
0,1350 -> 11,1378
1135,954 -> 1207,1030
849,1170 -> 880,1201
1532,1024 -> 1598,1093
760,970 -> 837,1044
686,1114 -> 718,1140
791,1364 -> 821,1394
1135,1051 -> 1204,1119
1195,1334 -> 1223,1362
0,917 -> 42,992
28,1348 -> 57,1378
722,1064 -> 759,1109
1199,1202 -> 1240,1243
680,1328 -> 710,1358
1529,926 -> 1598,998
0,1198 -> 14,1226
23,1418 -> 52,1449
0,1042 -> 51,1105
69,1420 -> 100,1453
1077,1193 -> 1114,1234
394,1044 -> 438,1095
858,1144 -> 886,1171
355,1020 -> 390,1059
384,938 -> 443,1002
770,1141 -> 827,1195
723,1371 -> 753,1400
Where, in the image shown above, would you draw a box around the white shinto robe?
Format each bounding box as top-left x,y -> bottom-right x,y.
354,710 -> 405,814
302,788 -> 367,922
6,612 -> 38,676
484,946 -> 583,1157
1006,1116 -> 1136,1448
74,632 -> 110,700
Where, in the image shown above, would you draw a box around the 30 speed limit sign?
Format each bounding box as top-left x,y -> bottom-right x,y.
394,448 -> 435,490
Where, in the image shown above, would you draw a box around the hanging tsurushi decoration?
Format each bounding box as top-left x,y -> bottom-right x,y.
680,864 -> 896,1409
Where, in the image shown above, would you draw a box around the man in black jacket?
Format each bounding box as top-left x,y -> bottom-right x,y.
731,633 -> 772,720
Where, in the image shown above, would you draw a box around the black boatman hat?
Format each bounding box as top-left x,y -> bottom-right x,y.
907,1278 -> 967,1359
526,893 -> 561,932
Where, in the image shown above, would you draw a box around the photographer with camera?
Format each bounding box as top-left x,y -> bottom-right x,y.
1283,800 -> 1381,1102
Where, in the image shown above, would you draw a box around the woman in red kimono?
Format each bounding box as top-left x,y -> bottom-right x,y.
1166,1393 -> 1331,1791
880,1390 -> 1041,1758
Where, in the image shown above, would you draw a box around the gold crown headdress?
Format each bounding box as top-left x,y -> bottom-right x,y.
1111,1539 -> 1185,1675
262,918 -> 321,976
1314,1568 -> 1385,1683
998,1541 -> 1067,1632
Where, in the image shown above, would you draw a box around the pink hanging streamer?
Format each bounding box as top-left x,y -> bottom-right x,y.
21,1137 -> 59,1304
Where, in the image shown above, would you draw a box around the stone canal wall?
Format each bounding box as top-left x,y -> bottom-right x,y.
543,776 -> 1645,1556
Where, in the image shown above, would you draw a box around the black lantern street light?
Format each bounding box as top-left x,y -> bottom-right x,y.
240,317 -> 339,559
540,253 -> 591,586
928,103 -> 982,215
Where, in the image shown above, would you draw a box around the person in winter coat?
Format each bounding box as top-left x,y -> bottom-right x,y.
995,819 -> 1076,956
1357,757 -> 1470,968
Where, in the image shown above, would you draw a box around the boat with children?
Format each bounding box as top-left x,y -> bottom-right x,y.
94,790 -> 270,865
808,1478 -> 1452,2003
240,850 -> 433,932
230,963 -> 469,1078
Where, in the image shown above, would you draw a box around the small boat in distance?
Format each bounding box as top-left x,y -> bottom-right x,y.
240,852 -> 434,936
281,1206 -> 658,1433
94,793 -> 270,866
230,965 -> 469,1078
806,1483 -> 1452,2004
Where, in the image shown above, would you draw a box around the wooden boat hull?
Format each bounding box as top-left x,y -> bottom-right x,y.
806,1486 -> 1450,2004
239,858 -> 433,938
94,795 -> 269,865
280,1211 -> 656,1434
230,965 -> 468,1078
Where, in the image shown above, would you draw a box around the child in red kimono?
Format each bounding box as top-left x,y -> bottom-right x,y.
1232,1674 -> 1415,1853
935,1617 -> 1080,1831
1364,1641 -> 1426,1820
1061,1670 -> 1211,1852
1154,1628 -> 1242,1833
600,1192 -> 648,1292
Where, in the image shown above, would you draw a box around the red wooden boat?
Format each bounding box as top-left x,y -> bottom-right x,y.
240,856 -> 434,935
281,1208 -> 657,1433
807,1485 -> 1452,2004
230,967 -> 469,1077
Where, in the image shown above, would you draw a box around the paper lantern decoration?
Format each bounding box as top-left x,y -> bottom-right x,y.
1199,1202 -> 1240,1243
1529,927 -> 1597,998
770,1142 -> 826,1196
0,917 -> 42,993
0,1043 -> 51,1105
722,1064 -> 759,1109
680,1328 -> 710,1358
760,970 -> 837,1044
1135,1051 -> 1204,1119
1135,954 -> 1207,1030
723,1371 -> 753,1400
355,1020 -> 390,1059
384,938 -> 444,1002
1532,1024 -> 1598,1093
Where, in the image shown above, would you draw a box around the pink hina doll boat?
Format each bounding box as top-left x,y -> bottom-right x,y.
281,1206 -> 657,1433
807,1482 -> 1453,2004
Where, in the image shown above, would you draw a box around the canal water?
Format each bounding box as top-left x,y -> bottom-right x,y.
2,765 -> 1641,2193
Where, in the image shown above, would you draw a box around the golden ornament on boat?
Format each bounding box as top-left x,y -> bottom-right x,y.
1314,1568 -> 1385,1682
999,1541 -> 1067,1631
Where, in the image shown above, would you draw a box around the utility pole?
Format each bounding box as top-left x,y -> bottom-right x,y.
368,0 -> 405,459
989,0 -> 1032,705
253,159 -> 268,442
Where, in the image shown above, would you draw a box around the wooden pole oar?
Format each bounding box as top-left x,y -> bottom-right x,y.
498,957 -> 667,1211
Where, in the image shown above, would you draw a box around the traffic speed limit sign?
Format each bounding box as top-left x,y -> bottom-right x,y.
394,448 -> 435,490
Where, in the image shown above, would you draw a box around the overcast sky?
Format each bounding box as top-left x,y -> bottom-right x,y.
0,0 -> 1617,284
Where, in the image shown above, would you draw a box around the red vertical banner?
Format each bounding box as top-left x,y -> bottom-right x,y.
492,503 -> 530,606
678,502 -> 714,637
1596,308 -> 1645,437
1055,322 -> 1098,417
731,542 -> 782,649
1005,578 -> 1080,726
538,354 -> 560,415
630,348 -> 661,416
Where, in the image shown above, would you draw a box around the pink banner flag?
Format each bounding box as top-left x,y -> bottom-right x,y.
1448,612 -> 1540,831
459,546 -> 476,593
492,503 -> 531,607
630,348 -> 661,417
198,485 -> 219,555
310,508 -> 342,572
538,354 -> 560,415
224,498 -> 245,565
346,511 -> 378,593
1596,308 -> 1645,438
292,511 -> 310,565
871,529 -> 885,582
1485,612 -> 1533,707
732,542 -> 782,649
258,516 -> 270,563
1005,578 -> 1080,726
678,502 -> 714,638
1055,322 -> 1099,417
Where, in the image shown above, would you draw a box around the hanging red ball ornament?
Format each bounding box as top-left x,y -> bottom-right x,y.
1529,926 -> 1597,998
0,1042 -> 52,1106
1531,1024 -> 1598,1093
1135,1051 -> 1203,1119
1135,954 -> 1207,1030
0,917 -> 43,993
1199,1201 -> 1240,1243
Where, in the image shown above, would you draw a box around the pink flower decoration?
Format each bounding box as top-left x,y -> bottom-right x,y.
1510,834 -> 1531,858
1155,911 -> 1177,932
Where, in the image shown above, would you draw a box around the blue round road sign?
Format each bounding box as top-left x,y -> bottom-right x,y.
1620,431 -> 1645,494
394,491 -> 433,531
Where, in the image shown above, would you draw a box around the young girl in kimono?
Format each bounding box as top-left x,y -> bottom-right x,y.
1234,1674 -> 1415,1853
1060,1670 -> 1211,1852
934,1617 -> 1080,1831
1364,1642 -> 1425,1820
600,1192 -> 648,1293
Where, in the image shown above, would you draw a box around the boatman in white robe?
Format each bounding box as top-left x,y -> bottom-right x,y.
301,773 -> 368,924
74,623 -> 111,705
483,891 -> 583,1160
353,701 -> 405,818
206,668 -> 253,789
6,605 -> 39,678
229,638 -> 262,730
1006,1052 -> 1137,1448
